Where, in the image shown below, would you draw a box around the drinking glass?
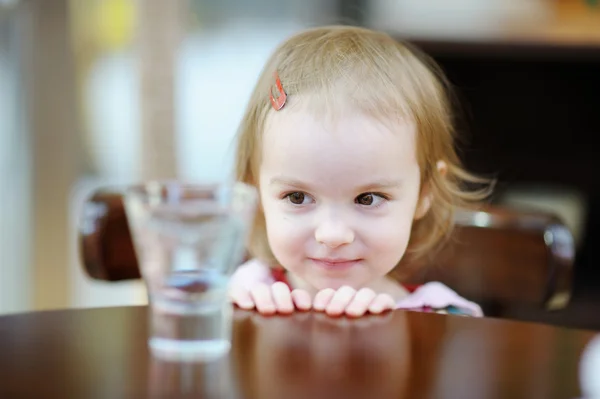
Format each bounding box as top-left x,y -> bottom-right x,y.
123,181 -> 257,362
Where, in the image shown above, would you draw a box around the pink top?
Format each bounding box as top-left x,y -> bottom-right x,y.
230,259 -> 483,317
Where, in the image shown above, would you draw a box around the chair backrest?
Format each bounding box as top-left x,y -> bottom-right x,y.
78,187 -> 574,317
399,207 -> 574,314
79,187 -> 141,281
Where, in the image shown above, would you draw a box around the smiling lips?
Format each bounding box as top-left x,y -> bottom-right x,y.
310,258 -> 361,271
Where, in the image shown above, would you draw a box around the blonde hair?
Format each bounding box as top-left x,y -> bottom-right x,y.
235,25 -> 492,270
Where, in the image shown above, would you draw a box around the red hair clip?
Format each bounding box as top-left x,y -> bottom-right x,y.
269,71 -> 287,111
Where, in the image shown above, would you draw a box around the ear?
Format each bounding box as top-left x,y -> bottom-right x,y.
414,161 -> 447,220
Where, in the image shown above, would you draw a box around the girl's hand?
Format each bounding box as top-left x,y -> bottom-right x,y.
312,286 -> 395,317
229,282 -> 312,315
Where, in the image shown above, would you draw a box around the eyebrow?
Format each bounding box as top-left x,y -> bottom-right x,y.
269,176 -> 310,189
355,180 -> 403,192
269,176 -> 403,192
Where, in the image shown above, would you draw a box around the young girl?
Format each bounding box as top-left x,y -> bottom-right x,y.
228,25 -> 490,318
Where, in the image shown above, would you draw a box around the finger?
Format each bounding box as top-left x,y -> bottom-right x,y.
313,288 -> 336,312
291,289 -> 312,311
271,282 -> 294,314
368,294 -> 396,314
229,287 -> 255,310
250,284 -> 276,315
326,286 -> 357,316
345,288 -> 377,317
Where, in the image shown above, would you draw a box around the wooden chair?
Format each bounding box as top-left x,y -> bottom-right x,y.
400,206 -> 574,316
78,186 -> 574,320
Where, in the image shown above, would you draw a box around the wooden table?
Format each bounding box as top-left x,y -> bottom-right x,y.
0,306 -> 596,398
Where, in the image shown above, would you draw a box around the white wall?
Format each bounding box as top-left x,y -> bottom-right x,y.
0,12 -> 32,314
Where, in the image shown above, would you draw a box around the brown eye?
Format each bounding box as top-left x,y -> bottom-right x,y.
288,192 -> 305,204
356,193 -> 374,206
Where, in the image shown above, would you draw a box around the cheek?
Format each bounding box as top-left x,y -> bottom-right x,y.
263,202 -> 310,259
370,223 -> 411,251
363,214 -> 413,265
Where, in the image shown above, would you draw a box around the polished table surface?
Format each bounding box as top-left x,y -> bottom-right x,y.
0,306 -> 596,398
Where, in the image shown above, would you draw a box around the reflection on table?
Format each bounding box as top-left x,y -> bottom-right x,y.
0,306 -> 596,398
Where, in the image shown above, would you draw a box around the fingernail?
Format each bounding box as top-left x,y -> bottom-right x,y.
263,306 -> 276,314
279,305 -> 294,314
326,307 -> 343,316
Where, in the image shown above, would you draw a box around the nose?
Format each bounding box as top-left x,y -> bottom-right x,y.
314,216 -> 355,248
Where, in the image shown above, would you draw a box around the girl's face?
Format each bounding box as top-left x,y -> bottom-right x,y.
259,101 -> 429,291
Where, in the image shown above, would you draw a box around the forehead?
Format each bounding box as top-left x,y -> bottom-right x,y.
260,100 -> 419,184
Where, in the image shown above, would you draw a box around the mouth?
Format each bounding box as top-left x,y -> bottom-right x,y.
309,258 -> 362,271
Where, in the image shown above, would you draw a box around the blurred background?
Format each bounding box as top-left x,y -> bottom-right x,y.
0,0 -> 599,316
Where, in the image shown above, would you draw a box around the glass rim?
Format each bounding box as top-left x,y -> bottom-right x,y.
124,180 -> 256,202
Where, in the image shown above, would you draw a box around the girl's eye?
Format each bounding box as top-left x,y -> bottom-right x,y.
355,193 -> 386,207
286,192 -> 310,205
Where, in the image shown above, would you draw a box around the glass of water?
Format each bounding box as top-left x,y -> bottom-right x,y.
123,181 -> 257,362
